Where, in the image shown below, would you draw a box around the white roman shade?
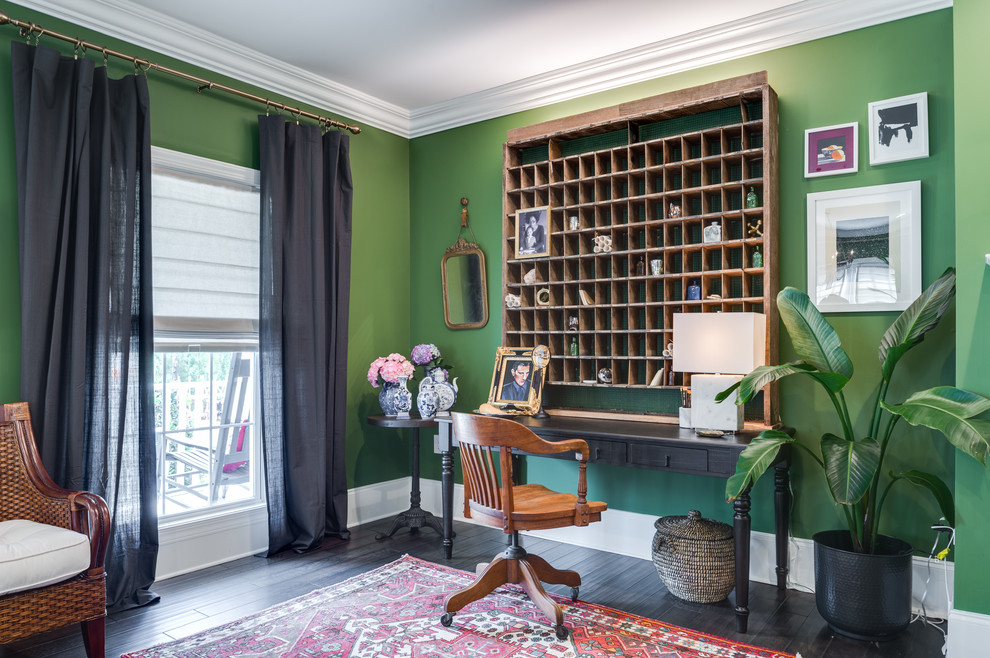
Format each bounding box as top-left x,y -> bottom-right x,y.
151,147 -> 260,350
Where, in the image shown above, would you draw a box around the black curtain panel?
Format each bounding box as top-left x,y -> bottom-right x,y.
258,116 -> 353,554
11,42 -> 159,611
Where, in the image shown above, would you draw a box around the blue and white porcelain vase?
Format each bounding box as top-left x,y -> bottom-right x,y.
417,376 -> 439,419
430,368 -> 458,417
379,376 -> 413,418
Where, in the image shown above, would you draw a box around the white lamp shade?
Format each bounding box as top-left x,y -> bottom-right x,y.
672,312 -> 767,375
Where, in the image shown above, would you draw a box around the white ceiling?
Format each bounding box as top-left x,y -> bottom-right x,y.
12,0 -> 950,137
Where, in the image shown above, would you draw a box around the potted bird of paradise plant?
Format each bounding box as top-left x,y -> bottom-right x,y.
718,267 -> 990,640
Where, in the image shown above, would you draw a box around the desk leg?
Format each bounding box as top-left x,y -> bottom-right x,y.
733,486 -> 752,633
774,465 -> 790,590
439,425 -> 455,559
376,428 -> 444,540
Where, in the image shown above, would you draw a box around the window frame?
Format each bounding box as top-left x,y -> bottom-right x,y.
151,147 -> 265,525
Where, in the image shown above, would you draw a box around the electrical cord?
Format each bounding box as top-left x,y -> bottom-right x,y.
909,522 -> 954,655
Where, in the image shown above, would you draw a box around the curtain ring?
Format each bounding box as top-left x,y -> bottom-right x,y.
102,48 -> 108,68
74,40 -> 81,60
265,100 -> 271,116
290,108 -> 300,125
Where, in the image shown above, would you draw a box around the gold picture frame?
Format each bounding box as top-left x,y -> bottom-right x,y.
486,345 -> 548,415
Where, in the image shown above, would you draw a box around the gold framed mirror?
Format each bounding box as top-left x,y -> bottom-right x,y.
441,198 -> 488,330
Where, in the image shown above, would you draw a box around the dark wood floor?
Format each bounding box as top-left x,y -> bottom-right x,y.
2,518 -> 947,657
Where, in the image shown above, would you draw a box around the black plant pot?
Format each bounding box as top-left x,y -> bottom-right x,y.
813,530 -> 913,641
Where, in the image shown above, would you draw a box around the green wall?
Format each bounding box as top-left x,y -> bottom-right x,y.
409,9 -> 958,551
953,0 -> 990,616
0,1 -> 413,488
1,1 -> 983,615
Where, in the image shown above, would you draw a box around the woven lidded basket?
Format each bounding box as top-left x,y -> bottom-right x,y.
651,509 -> 734,603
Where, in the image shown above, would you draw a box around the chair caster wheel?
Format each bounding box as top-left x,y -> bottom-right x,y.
570,586 -> 579,602
440,612 -> 453,627
555,624 -> 569,640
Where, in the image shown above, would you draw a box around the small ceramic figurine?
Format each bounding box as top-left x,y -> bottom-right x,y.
567,315 -> 579,331
702,221 -> 721,243
747,218 -> 763,238
669,203 -> 682,219
598,368 -> 612,384
523,268 -> 537,284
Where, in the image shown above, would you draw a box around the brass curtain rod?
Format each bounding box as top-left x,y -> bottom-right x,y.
0,10 -> 361,134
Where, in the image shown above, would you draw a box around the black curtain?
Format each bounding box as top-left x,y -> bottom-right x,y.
12,43 -> 159,611
258,116 -> 353,553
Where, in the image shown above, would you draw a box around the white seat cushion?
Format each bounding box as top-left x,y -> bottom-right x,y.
0,519 -> 91,595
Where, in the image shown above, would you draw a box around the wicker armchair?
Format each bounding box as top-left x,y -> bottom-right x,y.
0,402 -> 110,657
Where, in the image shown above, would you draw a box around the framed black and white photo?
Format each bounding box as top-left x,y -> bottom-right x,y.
806,181 -> 921,313
515,206 -> 550,259
868,93 -> 929,165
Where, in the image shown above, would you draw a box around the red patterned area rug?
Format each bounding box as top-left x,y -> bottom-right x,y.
121,555 -> 795,658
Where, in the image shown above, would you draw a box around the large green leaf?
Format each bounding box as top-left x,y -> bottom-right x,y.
822,434 -> 880,505
890,470 -> 955,528
777,287 -> 853,389
726,431 -> 795,501
717,362 -> 850,405
883,386 -> 990,465
879,268 -> 955,381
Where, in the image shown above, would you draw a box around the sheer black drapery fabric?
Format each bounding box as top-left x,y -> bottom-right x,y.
258,116 -> 353,554
11,42 -> 159,611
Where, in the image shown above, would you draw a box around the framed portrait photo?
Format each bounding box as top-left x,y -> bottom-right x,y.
515,206 -> 551,259
487,345 -> 549,414
804,123 -> 858,178
868,92 -> 929,165
806,181 -> 921,313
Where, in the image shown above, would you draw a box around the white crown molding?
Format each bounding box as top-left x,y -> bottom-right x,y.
8,0 -> 411,135
10,0 -> 951,139
408,0 -> 952,137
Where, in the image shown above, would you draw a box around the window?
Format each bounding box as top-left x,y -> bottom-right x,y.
151,147 -> 263,518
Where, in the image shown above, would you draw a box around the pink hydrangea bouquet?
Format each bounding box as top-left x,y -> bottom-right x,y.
367,353 -> 414,388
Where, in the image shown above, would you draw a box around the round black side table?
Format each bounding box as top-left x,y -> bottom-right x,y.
367,414 -> 444,540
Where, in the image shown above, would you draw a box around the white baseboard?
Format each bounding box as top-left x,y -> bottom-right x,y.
947,608 -> 990,656
156,476 -> 956,623
412,478 -> 954,618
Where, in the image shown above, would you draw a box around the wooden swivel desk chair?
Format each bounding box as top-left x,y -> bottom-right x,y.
440,412 -> 607,640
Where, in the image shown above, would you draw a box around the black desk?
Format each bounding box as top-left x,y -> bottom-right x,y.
435,414 -> 790,634
368,415 -> 443,540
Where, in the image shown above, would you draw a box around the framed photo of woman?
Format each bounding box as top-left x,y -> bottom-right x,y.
515,207 -> 551,259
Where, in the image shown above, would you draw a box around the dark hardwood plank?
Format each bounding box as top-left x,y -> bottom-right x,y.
1,518 -> 946,657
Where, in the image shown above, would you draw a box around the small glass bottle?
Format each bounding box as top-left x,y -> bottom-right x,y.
635,256 -> 645,276
687,279 -> 701,300
570,336 -> 578,356
752,246 -> 763,268
745,187 -> 759,209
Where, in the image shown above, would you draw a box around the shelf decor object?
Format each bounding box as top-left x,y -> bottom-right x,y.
672,312 -> 767,433
500,72 -> 779,426
806,181 -> 921,313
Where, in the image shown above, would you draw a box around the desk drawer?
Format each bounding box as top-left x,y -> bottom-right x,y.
629,443 -> 708,473
587,439 -> 626,466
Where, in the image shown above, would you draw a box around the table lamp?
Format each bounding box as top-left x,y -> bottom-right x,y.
672,312 -> 766,433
